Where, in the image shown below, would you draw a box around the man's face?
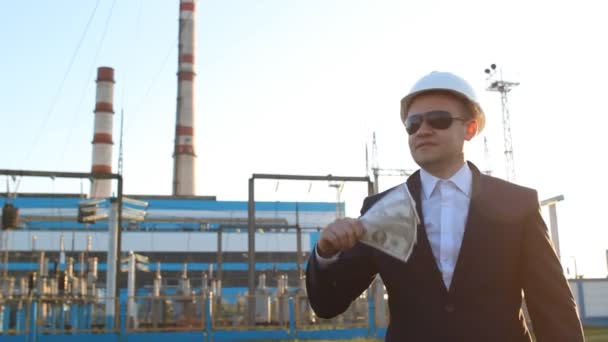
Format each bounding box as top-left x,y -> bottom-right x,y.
405,92 -> 476,172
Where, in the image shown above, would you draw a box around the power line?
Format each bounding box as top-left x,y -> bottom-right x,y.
125,8 -> 195,139
55,0 -> 118,171
25,0 -> 102,165
125,38 -> 176,139
120,0 -> 145,116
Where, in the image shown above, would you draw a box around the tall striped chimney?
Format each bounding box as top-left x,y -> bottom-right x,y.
90,67 -> 115,199
172,0 -> 197,196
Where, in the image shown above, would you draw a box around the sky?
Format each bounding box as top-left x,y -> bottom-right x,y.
1,0 -> 607,277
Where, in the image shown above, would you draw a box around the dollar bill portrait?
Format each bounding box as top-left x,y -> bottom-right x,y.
371,229 -> 388,247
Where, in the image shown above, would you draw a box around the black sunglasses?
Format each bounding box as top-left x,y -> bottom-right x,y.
404,110 -> 467,135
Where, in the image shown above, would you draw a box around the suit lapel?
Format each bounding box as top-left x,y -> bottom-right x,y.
407,172 -> 449,294
448,162 -> 485,293
406,162 -> 487,294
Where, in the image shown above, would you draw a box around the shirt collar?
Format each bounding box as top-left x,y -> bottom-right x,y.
420,163 -> 473,199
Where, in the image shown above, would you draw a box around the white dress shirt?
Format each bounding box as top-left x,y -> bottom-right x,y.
420,163 -> 472,289
316,163 -> 472,290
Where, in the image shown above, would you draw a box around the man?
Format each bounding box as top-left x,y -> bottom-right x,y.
371,229 -> 388,247
306,71 -> 584,341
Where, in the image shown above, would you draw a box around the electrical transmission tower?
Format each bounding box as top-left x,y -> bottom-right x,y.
117,109 -> 125,175
484,64 -> 519,182
483,136 -> 492,176
367,132 -> 414,194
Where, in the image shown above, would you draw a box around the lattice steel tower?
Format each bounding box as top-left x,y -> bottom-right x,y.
484,64 -> 519,182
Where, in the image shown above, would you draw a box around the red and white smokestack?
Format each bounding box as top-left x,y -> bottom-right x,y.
172,0 -> 197,196
90,67 -> 115,199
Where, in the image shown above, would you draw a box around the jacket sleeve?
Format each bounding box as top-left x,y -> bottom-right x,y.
305,196 -> 379,319
306,242 -> 377,318
521,201 -> 584,341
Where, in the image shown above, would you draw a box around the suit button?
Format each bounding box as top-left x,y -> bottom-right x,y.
444,304 -> 455,313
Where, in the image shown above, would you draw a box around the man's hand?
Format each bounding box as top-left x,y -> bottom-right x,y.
317,218 -> 365,258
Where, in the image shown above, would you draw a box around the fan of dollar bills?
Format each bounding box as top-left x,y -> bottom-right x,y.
358,183 -> 419,263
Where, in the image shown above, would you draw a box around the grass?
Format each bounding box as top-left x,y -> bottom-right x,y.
529,326 -> 608,342
248,340 -> 381,342
246,326 -> 608,341
582,326 -> 608,341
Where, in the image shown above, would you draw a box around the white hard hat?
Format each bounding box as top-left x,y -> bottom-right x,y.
400,71 -> 485,133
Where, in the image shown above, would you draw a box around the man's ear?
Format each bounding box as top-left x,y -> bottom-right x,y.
465,120 -> 478,141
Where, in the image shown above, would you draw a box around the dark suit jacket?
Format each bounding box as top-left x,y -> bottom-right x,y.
306,162 -> 584,341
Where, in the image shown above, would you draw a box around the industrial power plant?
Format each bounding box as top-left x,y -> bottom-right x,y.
0,1 -> 384,341
1,1 -> 607,342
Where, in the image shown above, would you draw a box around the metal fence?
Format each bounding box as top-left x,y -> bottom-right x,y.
0,297 -> 118,337
124,291 -> 383,332
0,288 -> 390,341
